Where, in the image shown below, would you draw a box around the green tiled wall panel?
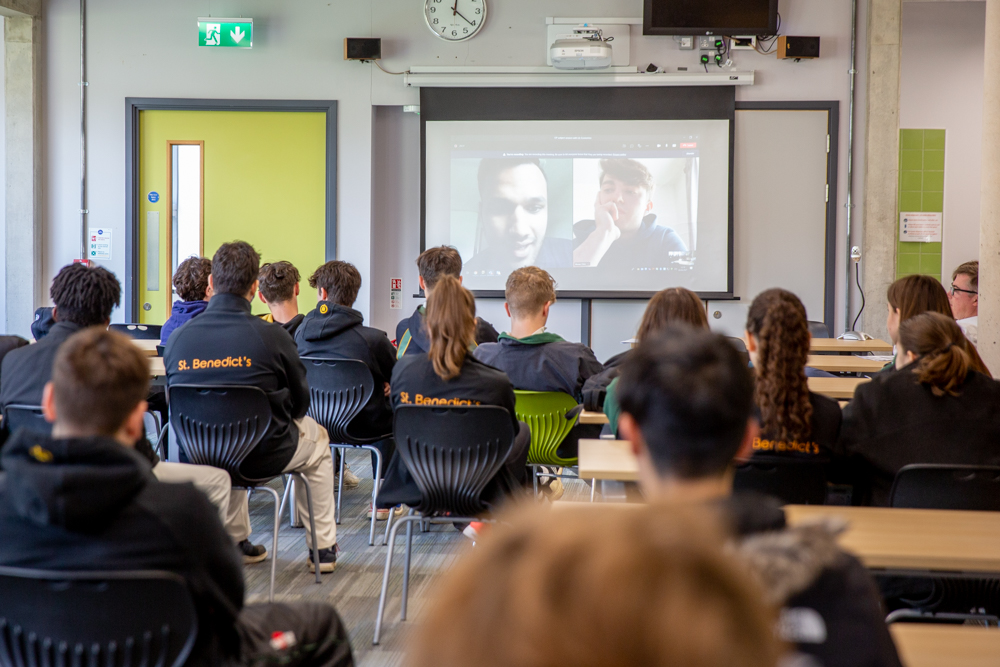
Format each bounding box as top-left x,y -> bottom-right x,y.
896,129 -> 944,282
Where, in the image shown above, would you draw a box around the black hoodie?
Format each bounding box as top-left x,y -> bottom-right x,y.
395,305 -> 499,359
295,302 -> 396,438
0,430 -> 245,664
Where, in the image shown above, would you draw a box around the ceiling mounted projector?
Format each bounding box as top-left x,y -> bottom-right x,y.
550,28 -> 613,70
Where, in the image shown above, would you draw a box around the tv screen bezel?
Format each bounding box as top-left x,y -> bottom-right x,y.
642,0 -> 779,36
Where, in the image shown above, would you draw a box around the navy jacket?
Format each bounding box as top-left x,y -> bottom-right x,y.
165,293 -> 309,478
161,300 -> 208,345
0,431 -> 245,664
573,214 -> 688,269
295,302 -> 395,439
395,306 -> 499,359
1,321 -> 84,410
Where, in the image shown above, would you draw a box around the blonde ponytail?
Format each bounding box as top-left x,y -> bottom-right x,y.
425,275 -> 476,381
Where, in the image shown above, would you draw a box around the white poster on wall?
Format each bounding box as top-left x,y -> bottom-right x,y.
899,212 -> 942,243
89,227 -> 112,260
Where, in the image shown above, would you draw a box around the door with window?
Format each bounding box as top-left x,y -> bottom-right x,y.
137,110 -> 329,324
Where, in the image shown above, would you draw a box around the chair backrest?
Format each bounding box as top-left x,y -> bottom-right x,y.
514,390 -> 580,467
726,337 -> 751,367
167,385 -> 272,485
0,566 -> 197,667
808,321 -> 831,339
301,358 -> 379,443
733,457 -> 828,505
889,464 -> 1000,511
109,324 -> 163,340
2,405 -> 51,437
393,405 -> 515,517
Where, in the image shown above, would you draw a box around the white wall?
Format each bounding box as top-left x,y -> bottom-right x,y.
40,0 -> 868,335
900,1 -> 986,281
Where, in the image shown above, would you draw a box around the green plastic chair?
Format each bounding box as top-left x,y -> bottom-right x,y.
514,391 -> 583,495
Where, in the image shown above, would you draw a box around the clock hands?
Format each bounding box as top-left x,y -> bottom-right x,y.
454,8 -> 475,25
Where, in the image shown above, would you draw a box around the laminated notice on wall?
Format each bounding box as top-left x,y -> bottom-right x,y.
899,212 -> 942,243
390,278 -> 403,310
89,227 -> 112,260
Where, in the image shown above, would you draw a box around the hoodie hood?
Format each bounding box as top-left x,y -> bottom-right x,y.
299,302 -> 364,343
171,300 -> 208,318
402,306 -> 431,354
0,430 -> 152,534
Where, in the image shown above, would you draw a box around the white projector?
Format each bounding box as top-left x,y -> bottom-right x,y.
549,37 -> 613,70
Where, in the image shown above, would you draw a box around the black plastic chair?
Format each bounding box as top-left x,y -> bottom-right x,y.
373,405 -> 515,645
110,323 -> 162,340
2,405 -> 50,437
0,566 -> 197,667
726,337 -> 751,367
808,321 -> 831,339
302,358 -> 392,546
168,384 -> 322,600
733,457 -> 829,505
889,464 -> 1000,511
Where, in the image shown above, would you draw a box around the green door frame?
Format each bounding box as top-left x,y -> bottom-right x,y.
125,98 -> 338,322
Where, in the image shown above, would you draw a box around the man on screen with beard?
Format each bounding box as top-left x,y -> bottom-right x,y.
464,158 -> 572,275
573,158 -> 688,270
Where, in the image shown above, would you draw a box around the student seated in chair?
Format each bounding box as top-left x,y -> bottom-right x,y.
258,261 -> 304,337
161,256 -> 212,345
949,260 -> 979,346
379,276 -> 531,519
838,311 -> 1000,506
0,328 -> 354,667
0,263 -> 264,562
166,241 -> 339,574
295,260 -> 398,520
396,245 -> 498,359
745,289 -> 841,461
473,267 -> 603,486
616,327 -> 903,667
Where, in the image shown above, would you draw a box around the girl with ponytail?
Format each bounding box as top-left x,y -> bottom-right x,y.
839,310 -> 1000,506
379,275 -> 533,509
745,289 -> 841,459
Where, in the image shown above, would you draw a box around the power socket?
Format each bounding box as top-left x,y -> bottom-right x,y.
698,36 -> 726,50
676,35 -> 694,50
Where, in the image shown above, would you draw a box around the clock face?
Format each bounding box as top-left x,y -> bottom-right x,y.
424,0 -> 487,42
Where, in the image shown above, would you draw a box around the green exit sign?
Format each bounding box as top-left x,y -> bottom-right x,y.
198,18 -> 253,48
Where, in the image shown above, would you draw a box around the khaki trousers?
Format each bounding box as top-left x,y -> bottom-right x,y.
152,460 -> 252,542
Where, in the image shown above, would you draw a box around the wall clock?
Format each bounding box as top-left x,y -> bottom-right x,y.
424,0 -> 487,42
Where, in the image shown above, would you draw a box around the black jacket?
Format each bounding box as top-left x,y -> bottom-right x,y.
472,332 -> 603,403
395,306 -> 499,359
837,364 -> 1000,506
0,431 -> 245,664
572,214 -> 688,269
295,302 -> 395,439
0,335 -> 29,388
165,293 -> 309,478
391,353 -> 519,436
582,350 -> 629,411
752,392 -> 842,460
724,495 -> 902,667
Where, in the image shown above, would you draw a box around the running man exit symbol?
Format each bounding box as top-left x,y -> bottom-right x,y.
198,18 -> 253,48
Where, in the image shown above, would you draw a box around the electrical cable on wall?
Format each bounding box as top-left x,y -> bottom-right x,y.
374,60 -> 409,76
754,13 -> 781,54
852,262 -> 866,331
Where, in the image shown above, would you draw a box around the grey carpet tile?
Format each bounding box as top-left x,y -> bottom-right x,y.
240,451 -> 594,666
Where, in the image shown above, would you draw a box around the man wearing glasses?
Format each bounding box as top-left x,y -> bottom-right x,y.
950,260 -> 979,345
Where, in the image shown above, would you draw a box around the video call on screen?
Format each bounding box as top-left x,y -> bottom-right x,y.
424,119 -> 731,295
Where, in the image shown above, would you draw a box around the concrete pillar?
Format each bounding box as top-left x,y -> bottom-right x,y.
978,0 -> 1000,375
3,13 -> 39,338
861,0 -> 903,341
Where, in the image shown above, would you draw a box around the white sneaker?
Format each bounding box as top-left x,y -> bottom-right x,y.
367,503 -> 405,520
338,464 -> 360,489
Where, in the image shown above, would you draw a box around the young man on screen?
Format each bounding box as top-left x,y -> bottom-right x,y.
396,246 -> 499,358
573,158 -> 688,269
473,267 -> 603,464
464,158 -> 572,274
616,327 -> 902,667
0,328 -> 354,667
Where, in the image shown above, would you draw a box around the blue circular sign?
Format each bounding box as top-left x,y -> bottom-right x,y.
148,191 -> 160,203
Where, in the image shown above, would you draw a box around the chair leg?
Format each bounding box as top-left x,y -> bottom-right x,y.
532,464 -> 539,497
590,478 -> 597,502
365,445 -> 383,546
374,514 -> 420,645
335,446 -> 346,525
293,473 -> 322,585
254,485 -> 282,604
384,502 -> 394,545
401,511 -> 416,621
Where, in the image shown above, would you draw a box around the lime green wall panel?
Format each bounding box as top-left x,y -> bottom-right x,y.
896,129 -> 944,282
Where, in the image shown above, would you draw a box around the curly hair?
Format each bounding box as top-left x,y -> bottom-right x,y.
636,288 -> 708,342
50,263 -> 122,327
258,261 -> 301,304
308,261 -> 361,307
172,257 -> 211,302
746,289 -> 812,443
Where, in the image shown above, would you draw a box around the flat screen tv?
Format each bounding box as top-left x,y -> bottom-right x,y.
643,0 -> 779,36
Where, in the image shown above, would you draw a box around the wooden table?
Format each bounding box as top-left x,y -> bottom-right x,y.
810,338 -> 893,353
579,410 -> 610,425
578,439 -> 637,481
807,354 -> 886,374
807,376 -> 868,400
132,339 -> 160,357
890,624 -> 1000,667
785,505 -> 1000,574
